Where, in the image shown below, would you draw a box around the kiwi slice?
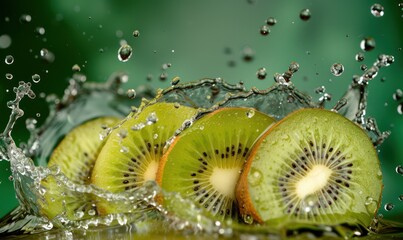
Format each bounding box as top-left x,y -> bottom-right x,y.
156,107 -> 276,221
91,102 -> 198,214
237,108 -> 383,227
39,117 -> 120,221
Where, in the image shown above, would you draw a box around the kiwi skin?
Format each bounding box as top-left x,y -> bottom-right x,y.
236,108 -> 383,227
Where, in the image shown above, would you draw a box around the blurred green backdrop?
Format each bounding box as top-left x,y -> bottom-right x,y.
0,0 -> 402,221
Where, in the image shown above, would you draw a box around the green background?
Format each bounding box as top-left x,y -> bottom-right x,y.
0,0 -> 402,222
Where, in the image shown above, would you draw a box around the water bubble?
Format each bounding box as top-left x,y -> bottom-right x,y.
132,30 -> 140,37
355,52 -> 365,62
393,89 -> 402,101
35,27 -> 46,36
32,74 -> 41,83
242,46 -> 254,62
396,165 -> 403,175
384,203 -> 394,211
360,64 -> 368,71
117,44 -> 133,62
256,67 -> 267,80
171,76 -> 180,85
266,17 -> 277,26
260,25 -> 270,36
0,34 -> 12,49
5,55 -> 14,65
300,9 -> 311,21
315,86 -> 326,94
162,63 -> 172,70
72,64 -> 81,72
330,63 -> 344,76
8,175 -> 13,181
371,3 -> 384,17
126,89 -> 136,99
360,37 -> 376,51
5,73 -> 13,80
288,61 -> 299,73
19,14 -> 32,23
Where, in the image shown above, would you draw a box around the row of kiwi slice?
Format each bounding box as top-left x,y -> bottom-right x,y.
40,101 -> 382,231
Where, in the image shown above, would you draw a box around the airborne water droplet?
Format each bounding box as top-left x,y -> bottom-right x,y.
118,44 -> 133,62
384,203 -> 394,211
260,25 -> 270,36
256,67 -> 267,80
32,74 -> 40,83
371,3 -> 384,17
300,9 -> 311,21
266,17 -> 277,26
242,46 -> 254,62
355,52 -> 365,62
5,55 -> 14,65
330,63 -> 344,76
5,73 -> 13,80
396,165 -> 403,175
132,30 -> 140,37
360,37 -> 376,51
392,89 -> 402,101
72,64 -> 81,72
126,89 -> 136,99
0,34 -> 12,49
398,103 -> 403,115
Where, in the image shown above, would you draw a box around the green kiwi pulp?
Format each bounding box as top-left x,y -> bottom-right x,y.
39,117 -> 120,221
156,108 -> 276,221
237,108 -> 382,228
91,102 -> 198,214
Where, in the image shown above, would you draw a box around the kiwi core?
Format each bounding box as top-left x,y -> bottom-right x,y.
296,164 -> 332,199
144,160 -> 159,182
210,167 -> 241,198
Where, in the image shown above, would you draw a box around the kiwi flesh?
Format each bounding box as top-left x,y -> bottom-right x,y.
90,102 -> 198,214
39,117 -> 120,221
237,108 -> 382,227
156,107 -> 276,221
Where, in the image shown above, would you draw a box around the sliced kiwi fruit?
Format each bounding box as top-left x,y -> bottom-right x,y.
156,107 -> 276,221
91,102 -> 198,214
237,108 -> 383,228
39,117 -> 120,221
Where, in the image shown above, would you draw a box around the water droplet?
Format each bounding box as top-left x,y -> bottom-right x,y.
243,214 -> 254,224
40,48 -> 55,63
118,44 -> 133,62
126,89 -> 136,99
72,64 -> 81,72
360,37 -> 376,51
74,211 -> 84,219
399,194 -> 403,201
8,175 -> 13,181
396,165 -> 403,175
266,17 -> 277,26
246,109 -> 255,118
171,76 -> 180,85
300,9 -> 311,21
162,63 -> 172,70
260,25 -> 270,36
88,209 -> 96,216
32,74 -> 40,83
4,55 -> 14,65
371,3 -> 384,17
398,103 -> 403,115
242,46 -> 254,62
315,86 -> 326,94
288,61 -> 300,73
365,196 -> 374,205
146,112 -> 158,125
5,73 -> 13,80
0,34 -> 12,49
19,14 -> 32,23
360,64 -> 368,71
355,52 -> 365,62
133,30 -> 140,37
330,63 -> 344,76
384,203 -> 394,211
35,27 -> 46,36
153,133 -> 158,139
393,89 -> 402,101
160,72 -> 168,81
248,168 -> 263,186
256,67 -> 267,80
